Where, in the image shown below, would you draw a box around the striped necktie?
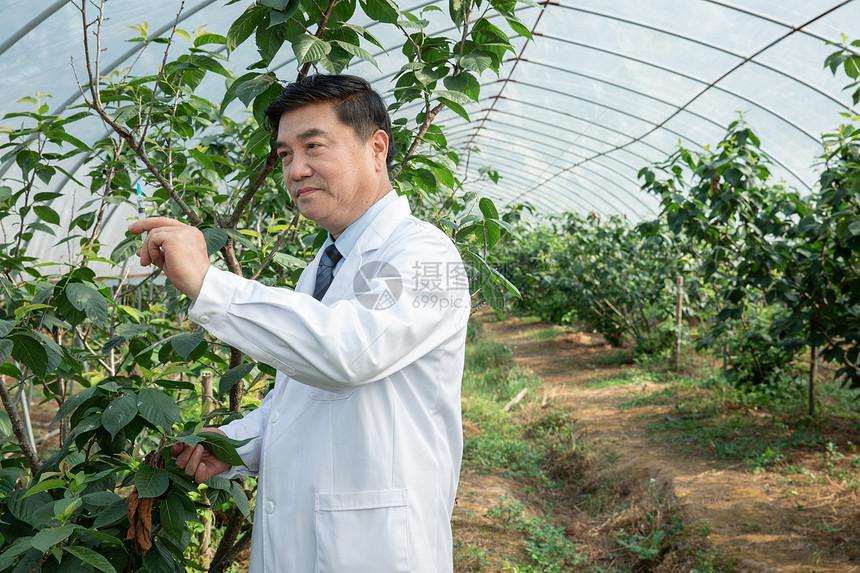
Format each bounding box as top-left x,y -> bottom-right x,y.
313,244 -> 343,301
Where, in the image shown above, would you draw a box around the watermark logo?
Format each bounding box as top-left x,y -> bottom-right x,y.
354,261 -> 402,310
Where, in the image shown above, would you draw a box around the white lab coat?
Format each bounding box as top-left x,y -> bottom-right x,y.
189,196 -> 469,572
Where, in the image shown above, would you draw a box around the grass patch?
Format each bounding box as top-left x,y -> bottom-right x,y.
615,372 -> 860,476
458,315 -> 739,572
585,370 -> 656,389
523,326 -> 569,341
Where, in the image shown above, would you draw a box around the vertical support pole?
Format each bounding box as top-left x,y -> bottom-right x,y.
673,275 -> 683,370
809,346 -> 818,417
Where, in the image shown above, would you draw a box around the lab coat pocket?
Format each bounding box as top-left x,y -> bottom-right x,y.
315,488 -> 409,573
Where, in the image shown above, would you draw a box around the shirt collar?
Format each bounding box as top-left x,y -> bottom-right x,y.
324,189 -> 398,259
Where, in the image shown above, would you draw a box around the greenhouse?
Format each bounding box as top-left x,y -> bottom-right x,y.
1,0 -> 859,571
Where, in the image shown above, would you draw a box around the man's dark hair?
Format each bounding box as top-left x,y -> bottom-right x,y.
264,74 -> 395,166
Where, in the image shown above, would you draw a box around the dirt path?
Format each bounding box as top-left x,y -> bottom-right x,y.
468,314 -> 860,573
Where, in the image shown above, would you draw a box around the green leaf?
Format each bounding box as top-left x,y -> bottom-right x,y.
202,227 -> 229,255
292,34 -> 332,65
21,478 -> 66,499
161,490 -> 194,541
101,393 -> 138,438
256,19 -> 286,63
200,431 -> 252,467
0,319 -> 13,337
111,235 -> 139,263
171,329 -> 206,360
189,148 -> 215,171
137,388 -> 180,429
236,73 -> 278,107
194,33 -> 226,47
52,385 -> 98,424
272,252 -> 308,270
438,97 -> 470,122
63,545 -> 118,573
92,498 -> 129,529
504,13 -> 532,40
226,4 -> 268,53
65,282 -> 109,326
332,40 -> 379,69
219,363 -> 255,398
360,0 -> 400,23
0,339 -> 12,365
31,524 -> 75,553
443,72 -> 480,101
135,465 -> 170,498
32,205 -> 60,225
0,536 -> 34,571
455,52 -> 493,74
479,197 -> 500,219
10,332 -> 48,378
222,71 -> 259,110
230,480 -> 251,519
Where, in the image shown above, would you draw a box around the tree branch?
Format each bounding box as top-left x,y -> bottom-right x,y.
0,378 -> 42,475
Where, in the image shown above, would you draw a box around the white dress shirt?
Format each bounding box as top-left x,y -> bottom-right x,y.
189,194 -> 469,572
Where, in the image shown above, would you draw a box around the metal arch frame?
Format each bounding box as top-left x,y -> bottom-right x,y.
445,121 -> 658,213
462,140 -> 638,216
445,120 -> 655,188
500,77 -> 815,197
703,0 -> 860,57
0,0 -> 69,58
458,132 -> 656,214
445,110 -> 669,177
444,117 -> 669,207
469,167 -> 609,217
554,2 -> 857,116
450,146 -> 607,214
445,120 -> 649,184
484,1 -> 854,206
0,0 -> 223,180
518,55 -> 829,151
459,164 -> 600,215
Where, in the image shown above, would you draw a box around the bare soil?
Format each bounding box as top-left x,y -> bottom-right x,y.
452,313 -> 860,573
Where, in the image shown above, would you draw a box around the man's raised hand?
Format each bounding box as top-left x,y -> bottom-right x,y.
128,217 -> 210,301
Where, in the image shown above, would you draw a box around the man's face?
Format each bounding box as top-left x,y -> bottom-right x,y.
275,101 -> 387,237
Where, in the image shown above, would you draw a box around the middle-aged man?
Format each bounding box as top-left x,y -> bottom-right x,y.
128,74 -> 470,572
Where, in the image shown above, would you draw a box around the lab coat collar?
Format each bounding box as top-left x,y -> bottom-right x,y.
297,194 -> 412,299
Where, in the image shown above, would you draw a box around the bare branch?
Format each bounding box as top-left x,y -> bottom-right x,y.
250,211 -> 301,281
228,148 -> 279,229
140,0 -> 186,144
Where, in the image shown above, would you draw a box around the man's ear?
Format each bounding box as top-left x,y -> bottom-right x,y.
369,129 -> 389,172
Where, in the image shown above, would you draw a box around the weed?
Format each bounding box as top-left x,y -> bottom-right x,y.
454,540 -> 490,572
490,495 -> 589,572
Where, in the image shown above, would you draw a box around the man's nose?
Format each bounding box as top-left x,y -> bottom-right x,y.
288,153 -> 313,181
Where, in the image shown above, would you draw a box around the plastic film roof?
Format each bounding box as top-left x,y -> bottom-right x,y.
1,0 -> 859,249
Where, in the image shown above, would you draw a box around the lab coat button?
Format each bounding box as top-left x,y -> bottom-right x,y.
265,501 -> 275,514
199,314 -> 211,324
271,412 -> 279,423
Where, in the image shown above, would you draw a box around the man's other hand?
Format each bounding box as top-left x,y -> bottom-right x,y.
128,217 -> 210,301
171,428 -> 231,484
